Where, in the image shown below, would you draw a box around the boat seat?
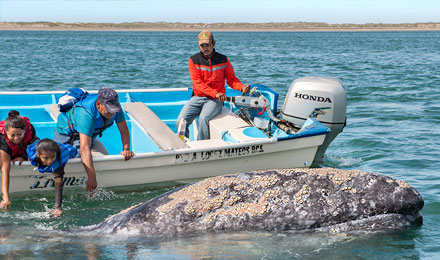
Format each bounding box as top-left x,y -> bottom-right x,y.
209,107 -> 249,139
209,107 -> 269,142
48,104 -> 60,122
124,102 -> 189,151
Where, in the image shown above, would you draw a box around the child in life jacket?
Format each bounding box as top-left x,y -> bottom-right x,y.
27,138 -> 77,218
0,110 -> 39,209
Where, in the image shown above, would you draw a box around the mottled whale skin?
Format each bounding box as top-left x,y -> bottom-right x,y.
92,168 -> 424,235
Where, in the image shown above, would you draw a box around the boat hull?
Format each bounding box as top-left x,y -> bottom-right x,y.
9,134 -> 324,194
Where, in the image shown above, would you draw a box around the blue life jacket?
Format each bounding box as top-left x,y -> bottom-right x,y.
27,140 -> 78,173
66,94 -> 116,138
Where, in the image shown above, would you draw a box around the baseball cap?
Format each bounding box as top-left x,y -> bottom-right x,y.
97,88 -> 122,113
198,30 -> 214,45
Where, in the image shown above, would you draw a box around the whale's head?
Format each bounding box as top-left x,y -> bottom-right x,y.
274,168 -> 424,232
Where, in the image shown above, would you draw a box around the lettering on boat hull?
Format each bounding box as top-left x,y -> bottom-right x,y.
175,144 -> 264,164
30,175 -> 87,190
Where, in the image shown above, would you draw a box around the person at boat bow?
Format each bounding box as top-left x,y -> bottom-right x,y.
177,30 -> 250,140
0,110 -> 39,209
54,87 -> 134,196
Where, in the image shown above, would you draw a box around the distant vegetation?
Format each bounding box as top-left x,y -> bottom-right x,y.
1,21 -> 440,30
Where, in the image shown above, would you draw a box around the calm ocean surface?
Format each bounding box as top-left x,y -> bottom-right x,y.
0,30 -> 439,259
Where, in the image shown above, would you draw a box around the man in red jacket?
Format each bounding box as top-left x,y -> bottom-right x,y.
177,30 -> 250,140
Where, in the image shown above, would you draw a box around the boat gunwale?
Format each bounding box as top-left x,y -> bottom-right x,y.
16,137 -> 280,168
13,131 -> 328,170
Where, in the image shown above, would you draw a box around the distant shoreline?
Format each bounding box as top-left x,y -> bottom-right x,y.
1,22 -> 440,32
2,28 -> 440,32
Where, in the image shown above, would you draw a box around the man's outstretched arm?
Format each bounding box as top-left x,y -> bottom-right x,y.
79,133 -> 97,195
117,120 -> 134,161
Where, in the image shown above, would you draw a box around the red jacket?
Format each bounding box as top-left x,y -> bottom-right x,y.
189,50 -> 245,98
0,116 -> 34,158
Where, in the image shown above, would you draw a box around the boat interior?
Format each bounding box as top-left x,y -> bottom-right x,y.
0,86 -> 288,156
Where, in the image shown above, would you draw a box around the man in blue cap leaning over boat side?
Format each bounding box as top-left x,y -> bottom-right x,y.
54,87 -> 134,195
177,30 -> 250,140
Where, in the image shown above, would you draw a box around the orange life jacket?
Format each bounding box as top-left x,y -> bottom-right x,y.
189,50 -> 245,98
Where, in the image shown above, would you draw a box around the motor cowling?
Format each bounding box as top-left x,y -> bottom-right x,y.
281,76 -> 346,165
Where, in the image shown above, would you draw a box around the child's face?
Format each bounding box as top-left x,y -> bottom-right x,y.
38,150 -> 57,166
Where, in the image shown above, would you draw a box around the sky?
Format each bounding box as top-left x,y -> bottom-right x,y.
0,0 -> 439,24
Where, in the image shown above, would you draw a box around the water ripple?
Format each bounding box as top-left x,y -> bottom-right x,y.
0,30 -> 439,259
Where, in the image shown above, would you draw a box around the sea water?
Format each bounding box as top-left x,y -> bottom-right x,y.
0,30 -> 439,259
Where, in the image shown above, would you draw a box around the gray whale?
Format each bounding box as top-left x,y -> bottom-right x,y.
91,168 -> 423,235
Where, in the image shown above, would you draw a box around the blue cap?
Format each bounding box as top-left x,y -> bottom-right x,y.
97,88 -> 121,113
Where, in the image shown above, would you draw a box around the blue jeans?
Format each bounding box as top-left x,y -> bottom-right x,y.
177,96 -> 223,140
